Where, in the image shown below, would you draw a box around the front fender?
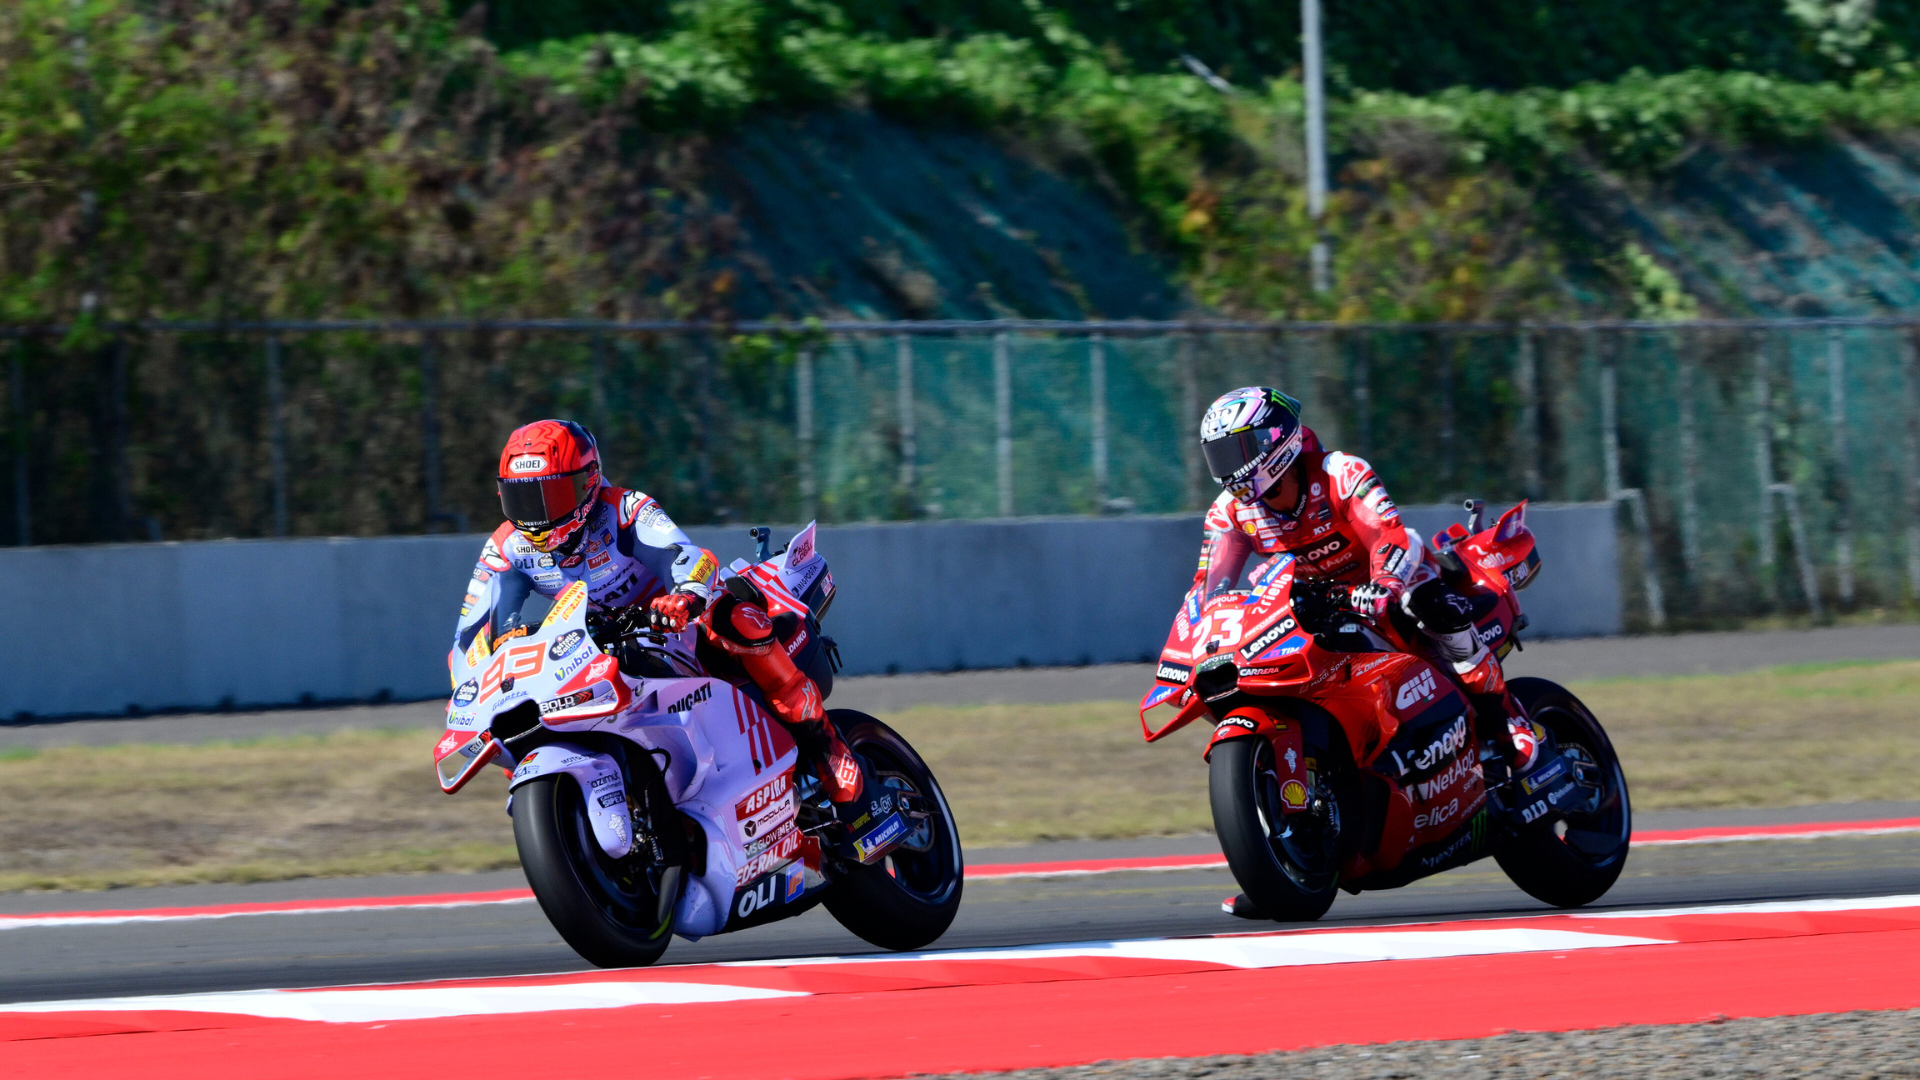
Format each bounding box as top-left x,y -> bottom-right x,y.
509,742 -> 633,860
1205,707 -> 1311,813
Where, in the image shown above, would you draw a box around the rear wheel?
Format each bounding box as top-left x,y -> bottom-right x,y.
1210,734 -> 1341,922
513,773 -> 682,968
1494,678 -> 1631,908
821,711 -> 963,951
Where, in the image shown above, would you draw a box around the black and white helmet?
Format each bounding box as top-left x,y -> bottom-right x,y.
1200,387 -> 1305,505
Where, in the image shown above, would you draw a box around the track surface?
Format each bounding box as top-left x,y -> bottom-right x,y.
5,807 -> 1919,1006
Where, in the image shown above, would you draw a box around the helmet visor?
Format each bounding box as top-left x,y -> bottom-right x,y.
1203,427 -> 1277,485
498,470 -> 593,530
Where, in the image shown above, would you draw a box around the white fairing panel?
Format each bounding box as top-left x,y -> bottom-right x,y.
508,742 -> 633,860
617,678 -> 801,939
778,522 -> 828,601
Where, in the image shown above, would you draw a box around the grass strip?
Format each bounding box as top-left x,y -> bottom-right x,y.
3,660 -> 1916,892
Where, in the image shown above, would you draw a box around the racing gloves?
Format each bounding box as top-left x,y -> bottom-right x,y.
648,589 -> 706,634
1347,582 -> 1396,618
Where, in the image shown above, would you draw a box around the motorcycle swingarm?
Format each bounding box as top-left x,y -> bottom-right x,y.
508,742 -> 634,860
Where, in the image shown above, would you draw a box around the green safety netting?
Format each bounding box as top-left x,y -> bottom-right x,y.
3,324 -> 1916,625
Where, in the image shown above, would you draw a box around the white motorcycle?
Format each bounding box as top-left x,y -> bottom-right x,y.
434,523 -> 964,967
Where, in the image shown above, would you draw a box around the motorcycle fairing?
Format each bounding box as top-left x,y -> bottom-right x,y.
1205,708 -> 1310,813
1308,652 -> 1484,876
434,727 -> 505,794
508,742 -> 633,860
616,674 -> 805,940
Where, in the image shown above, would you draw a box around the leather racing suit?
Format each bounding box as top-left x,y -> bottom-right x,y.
454,486 -> 714,662
1194,427 -> 1531,766
452,485 -> 874,813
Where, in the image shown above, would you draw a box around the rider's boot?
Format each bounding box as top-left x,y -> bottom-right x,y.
705,594 -> 896,859
1422,614 -> 1539,778
1449,644 -> 1539,778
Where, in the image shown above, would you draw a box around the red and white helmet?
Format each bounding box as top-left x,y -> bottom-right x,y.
497,420 -> 602,553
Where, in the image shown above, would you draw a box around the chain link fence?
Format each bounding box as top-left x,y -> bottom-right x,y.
5,318 -> 1919,629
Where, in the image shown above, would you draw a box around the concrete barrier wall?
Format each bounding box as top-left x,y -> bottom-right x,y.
0,503 -> 1618,717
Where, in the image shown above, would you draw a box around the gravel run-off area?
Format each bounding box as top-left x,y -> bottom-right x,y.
915,1010 -> 1920,1080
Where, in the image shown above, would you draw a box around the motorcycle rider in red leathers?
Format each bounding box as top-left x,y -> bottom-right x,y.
1195,388 -> 1541,779
455,420 -> 876,839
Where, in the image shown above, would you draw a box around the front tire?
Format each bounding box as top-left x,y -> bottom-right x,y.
1210,735 -> 1340,922
513,774 -> 681,968
1494,678 -> 1632,908
821,711 -> 963,951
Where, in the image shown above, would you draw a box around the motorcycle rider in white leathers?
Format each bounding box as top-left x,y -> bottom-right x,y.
454,420 -> 880,841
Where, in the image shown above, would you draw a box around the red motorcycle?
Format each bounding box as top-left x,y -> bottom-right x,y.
1141,500 -> 1631,921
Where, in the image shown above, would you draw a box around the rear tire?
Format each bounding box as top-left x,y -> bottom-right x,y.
513,774 -> 680,968
1210,735 -> 1340,922
821,711 -> 963,951
1494,678 -> 1631,908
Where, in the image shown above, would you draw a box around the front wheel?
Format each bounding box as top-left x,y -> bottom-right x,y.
1494,678 -> 1632,908
1210,735 -> 1341,922
821,711 -> 963,951
513,774 -> 682,968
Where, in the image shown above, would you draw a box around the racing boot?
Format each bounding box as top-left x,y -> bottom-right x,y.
1452,647 -> 1539,780
704,594 -> 900,861
739,646 -> 863,804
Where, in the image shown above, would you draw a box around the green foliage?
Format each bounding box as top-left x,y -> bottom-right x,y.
0,0 -> 720,324
1622,242 -> 1702,320
470,0 -> 1920,94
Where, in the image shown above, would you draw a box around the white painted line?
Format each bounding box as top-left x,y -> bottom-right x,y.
0,981 -> 805,1023
0,896 -> 536,932
718,927 -> 1665,970
1582,893 -> 1920,921
1633,824 -> 1920,847
972,860 -> 1227,881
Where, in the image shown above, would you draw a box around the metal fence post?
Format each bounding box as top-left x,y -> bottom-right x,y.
1828,328 -> 1854,607
1770,482 -> 1825,618
796,346 -> 816,523
421,333 -> 447,533
1437,332 -> 1456,493
266,334 -> 289,538
1600,333 -> 1622,502
589,332 -> 611,446
1904,329 -> 1920,601
1090,332 -> 1109,509
1516,328 -> 1542,502
1753,334 -> 1777,597
995,332 -> 1013,517
102,334 -> 131,542
8,344 -> 26,546
1351,332 -> 1371,456
1600,334 -> 1666,628
1677,332 -> 1702,576
1179,330 -> 1201,509
896,334 -> 916,515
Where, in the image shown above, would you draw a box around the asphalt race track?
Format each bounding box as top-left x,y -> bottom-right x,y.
5,625 -> 1919,1076
5,804 -> 1920,1006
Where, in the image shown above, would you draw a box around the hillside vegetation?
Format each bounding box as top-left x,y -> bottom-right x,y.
11,0 -> 1920,327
